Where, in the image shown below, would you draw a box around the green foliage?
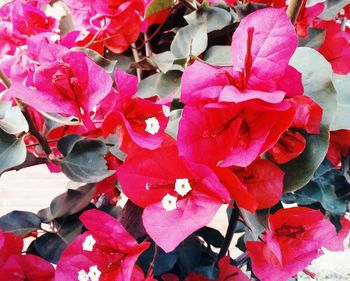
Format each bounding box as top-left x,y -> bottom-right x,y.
281,47 -> 337,193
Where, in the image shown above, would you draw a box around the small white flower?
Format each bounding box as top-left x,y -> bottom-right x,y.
88,265 -> 101,281
174,178 -> 192,196
82,235 -> 96,252
78,269 -> 89,281
161,193 -> 177,211
234,66 -> 243,72
162,105 -> 171,117
145,117 -> 160,135
145,183 -> 151,190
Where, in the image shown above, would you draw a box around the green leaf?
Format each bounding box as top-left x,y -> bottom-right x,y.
48,184 -> 95,220
299,28 -> 325,49
27,218 -> 82,264
60,138 -> 114,183
283,181 -> 346,215
165,109 -> 183,139
319,0 -> 350,20
151,51 -> 179,73
203,45 -> 232,66
171,23 -> 208,59
72,47 -> 116,73
145,0 -> 174,18
240,209 -> 265,241
138,242 -> 178,276
0,129 -> 26,174
137,71 -> 182,99
184,7 -> 234,33
281,47 -> 337,193
0,211 -> 41,237
0,102 -> 28,134
195,226 -> 224,248
330,74 -> 350,131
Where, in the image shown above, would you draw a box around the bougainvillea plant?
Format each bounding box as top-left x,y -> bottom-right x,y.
0,0 -> 350,280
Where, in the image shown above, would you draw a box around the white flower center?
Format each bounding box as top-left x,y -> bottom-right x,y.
161,193 -> 177,211
162,105 -> 171,117
174,178 -> 192,196
145,117 -> 160,135
78,269 -> 89,281
88,265 -> 101,281
82,235 -> 96,252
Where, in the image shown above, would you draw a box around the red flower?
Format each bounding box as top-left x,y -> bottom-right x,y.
100,70 -> 169,152
185,256 -> 249,281
117,141 -> 230,252
56,209 -> 150,281
64,0 -> 144,53
318,21 -> 350,74
327,130 -> 350,167
178,101 -> 295,167
0,230 -> 55,281
246,207 -> 337,281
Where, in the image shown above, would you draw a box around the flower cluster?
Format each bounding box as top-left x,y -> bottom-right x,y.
0,0 -> 350,280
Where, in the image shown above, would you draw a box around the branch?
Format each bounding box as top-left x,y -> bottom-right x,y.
217,203 -> 240,260
286,0 -> 304,25
0,69 -> 52,156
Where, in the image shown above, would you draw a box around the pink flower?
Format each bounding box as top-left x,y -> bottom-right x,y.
100,70 -> 169,152
117,141 -> 230,252
6,43 -> 112,129
64,0 -> 144,53
180,8 -> 301,106
56,209 -> 150,281
246,207 -> 338,281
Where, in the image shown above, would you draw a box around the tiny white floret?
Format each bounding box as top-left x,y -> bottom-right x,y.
88,265 -> 101,281
78,269 -> 89,281
161,193 -> 177,211
82,235 -> 96,252
145,117 -> 160,135
162,105 -> 171,117
174,178 -> 192,196
145,183 -> 151,190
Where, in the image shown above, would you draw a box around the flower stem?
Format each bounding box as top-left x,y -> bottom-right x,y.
286,0 -> 304,25
217,203 -> 240,260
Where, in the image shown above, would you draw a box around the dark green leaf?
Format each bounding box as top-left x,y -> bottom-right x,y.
60,138 -> 114,183
240,209 -> 265,241
49,184 -> 95,220
196,226 -> 224,248
0,129 -> 26,174
176,236 -> 204,277
0,211 -> 41,237
138,243 -> 178,276
282,47 -> 337,193
27,219 -> 82,263
283,181 -> 346,215
194,265 -> 218,279
57,134 -> 83,156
